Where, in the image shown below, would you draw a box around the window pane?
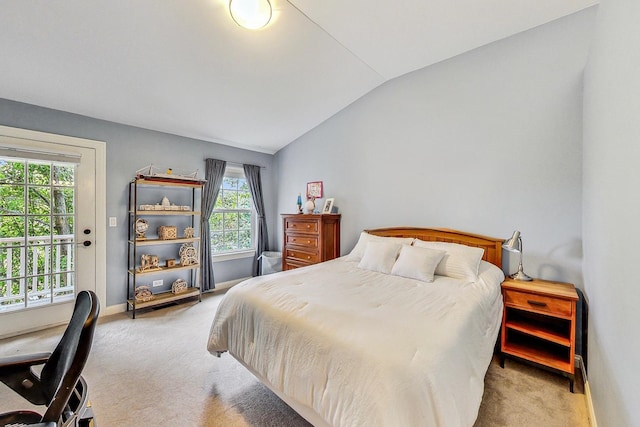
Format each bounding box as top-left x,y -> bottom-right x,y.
238,191 -> 251,209
28,187 -> 51,215
0,158 -> 25,184
223,212 -> 238,231
27,244 -> 48,277
0,216 -> 25,239
53,187 -> 74,214
210,212 -> 223,231
1,246 -> 23,279
52,216 -> 74,237
222,190 -> 237,209
211,232 -> 223,252
239,229 -> 251,249
222,177 -> 237,190
28,216 -> 51,238
214,194 -> 224,209
52,164 -> 74,187
0,185 -> 25,213
224,231 -> 238,251
28,162 -> 50,185
239,211 -> 251,230
51,242 -> 74,273
0,279 -> 24,309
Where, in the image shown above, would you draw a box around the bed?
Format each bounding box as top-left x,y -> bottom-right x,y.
207,227 -> 505,426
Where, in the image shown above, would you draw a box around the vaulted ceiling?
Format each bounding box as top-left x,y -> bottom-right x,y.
0,0 -> 597,154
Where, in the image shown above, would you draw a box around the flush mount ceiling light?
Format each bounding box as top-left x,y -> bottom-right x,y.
229,0 -> 272,30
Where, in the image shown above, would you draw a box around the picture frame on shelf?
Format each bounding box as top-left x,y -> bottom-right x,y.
322,198 -> 334,214
306,181 -> 323,199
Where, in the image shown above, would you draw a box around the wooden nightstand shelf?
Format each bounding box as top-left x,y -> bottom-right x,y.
500,277 -> 579,392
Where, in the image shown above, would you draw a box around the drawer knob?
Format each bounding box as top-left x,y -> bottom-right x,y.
307,256 -> 311,260
307,240 -> 311,244
306,225 -> 311,229
527,300 -> 547,307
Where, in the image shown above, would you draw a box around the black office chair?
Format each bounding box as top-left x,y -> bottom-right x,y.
0,290 -> 100,427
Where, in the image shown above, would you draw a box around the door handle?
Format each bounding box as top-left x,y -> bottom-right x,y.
77,240 -> 92,247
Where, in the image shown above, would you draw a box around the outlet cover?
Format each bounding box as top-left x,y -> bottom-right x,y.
152,279 -> 163,287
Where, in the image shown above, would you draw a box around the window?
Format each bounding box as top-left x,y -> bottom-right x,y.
0,156 -> 76,310
209,169 -> 254,257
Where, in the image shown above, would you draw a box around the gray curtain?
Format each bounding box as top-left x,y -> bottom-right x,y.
243,164 -> 269,276
201,159 -> 226,291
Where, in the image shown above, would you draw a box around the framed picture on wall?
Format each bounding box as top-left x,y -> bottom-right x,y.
306,181 -> 323,199
322,198 -> 334,214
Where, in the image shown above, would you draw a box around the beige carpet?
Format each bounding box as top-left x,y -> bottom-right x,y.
0,291 -> 589,426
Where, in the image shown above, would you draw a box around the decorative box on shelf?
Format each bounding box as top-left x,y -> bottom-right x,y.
158,226 -> 177,240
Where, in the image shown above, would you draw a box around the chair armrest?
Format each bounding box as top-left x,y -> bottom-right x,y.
0,410 -> 46,425
0,352 -> 51,405
0,352 -> 51,372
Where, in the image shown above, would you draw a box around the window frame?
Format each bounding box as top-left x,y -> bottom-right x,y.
210,166 -> 255,263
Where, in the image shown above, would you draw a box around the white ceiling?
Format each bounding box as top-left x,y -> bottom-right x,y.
0,0 -> 597,154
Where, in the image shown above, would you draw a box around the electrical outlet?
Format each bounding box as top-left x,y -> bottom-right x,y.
109,217 -> 117,227
152,279 -> 163,287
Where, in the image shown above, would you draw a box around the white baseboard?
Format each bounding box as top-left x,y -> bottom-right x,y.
576,355 -> 597,427
102,277 -> 251,316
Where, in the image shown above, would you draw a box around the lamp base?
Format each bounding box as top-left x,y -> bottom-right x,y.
509,270 -> 533,281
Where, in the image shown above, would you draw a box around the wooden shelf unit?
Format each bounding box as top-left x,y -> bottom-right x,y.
127,177 -> 203,318
500,277 -> 579,391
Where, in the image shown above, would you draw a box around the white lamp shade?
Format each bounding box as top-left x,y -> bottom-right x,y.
229,0 -> 272,30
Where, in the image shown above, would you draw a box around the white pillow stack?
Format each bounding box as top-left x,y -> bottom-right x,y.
348,232 -> 486,283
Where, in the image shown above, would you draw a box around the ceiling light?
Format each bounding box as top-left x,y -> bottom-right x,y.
229,0 -> 272,30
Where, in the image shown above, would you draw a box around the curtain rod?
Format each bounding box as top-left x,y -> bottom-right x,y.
204,159 -> 266,169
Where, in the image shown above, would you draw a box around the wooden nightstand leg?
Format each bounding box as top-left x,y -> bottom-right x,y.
569,375 -> 575,393
499,354 -> 505,368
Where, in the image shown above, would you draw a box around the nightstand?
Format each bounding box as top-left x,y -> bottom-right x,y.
500,277 -> 579,392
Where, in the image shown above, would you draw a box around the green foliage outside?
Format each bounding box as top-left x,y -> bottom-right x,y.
0,157 -> 75,305
210,177 -> 253,253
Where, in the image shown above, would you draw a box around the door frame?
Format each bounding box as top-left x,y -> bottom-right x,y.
0,125 -> 106,333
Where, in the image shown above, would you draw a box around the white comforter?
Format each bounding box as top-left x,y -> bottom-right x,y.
207,257 -> 504,427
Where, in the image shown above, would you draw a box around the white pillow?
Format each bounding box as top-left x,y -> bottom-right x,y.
357,241 -> 402,274
345,232 -> 414,262
390,244 -> 446,282
413,240 -> 485,281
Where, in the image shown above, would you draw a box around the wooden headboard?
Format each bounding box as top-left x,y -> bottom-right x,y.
365,227 -> 504,269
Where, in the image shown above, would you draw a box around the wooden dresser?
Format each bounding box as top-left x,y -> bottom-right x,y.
281,214 -> 341,271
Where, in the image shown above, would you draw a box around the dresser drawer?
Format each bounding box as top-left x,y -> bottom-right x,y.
504,289 -> 573,317
285,248 -> 320,264
284,218 -> 319,234
285,233 -> 318,249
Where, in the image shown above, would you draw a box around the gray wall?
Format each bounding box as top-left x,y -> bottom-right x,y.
583,0 -> 640,425
275,8 -> 597,289
0,99 -> 277,307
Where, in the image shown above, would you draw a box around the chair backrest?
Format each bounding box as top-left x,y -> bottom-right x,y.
39,290 -> 100,423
